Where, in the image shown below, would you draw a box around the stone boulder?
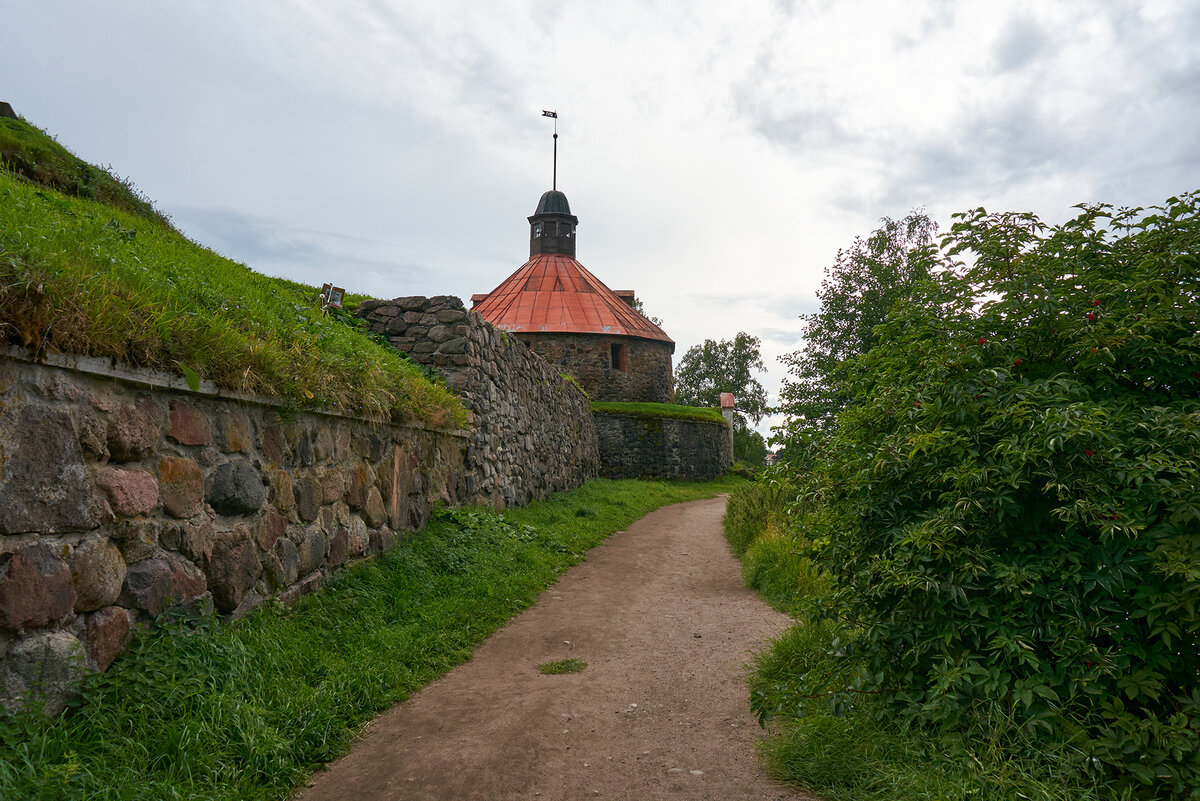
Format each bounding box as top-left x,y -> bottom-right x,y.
0,406 -> 95,534
107,396 -> 163,462
206,460 -> 267,516
0,631 -> 86,716
0,545 -> 77,630
96,466 -> 159,517
207,526 -> 262,612
119,555 -> 207,616
68,538 -> 126,612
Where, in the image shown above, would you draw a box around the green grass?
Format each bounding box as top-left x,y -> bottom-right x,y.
590,400 -> 726,424
0,117 -> 166,224
724,480 -> 1112,801
538,658 -> 587,674
0,475 -> 743,801
0,118 -> 463,427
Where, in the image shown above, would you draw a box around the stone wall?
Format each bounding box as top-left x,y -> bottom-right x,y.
0,351 -> 466,715
593,412 -> 731,481
356,296 -> 599,508
518,332 -> 674,403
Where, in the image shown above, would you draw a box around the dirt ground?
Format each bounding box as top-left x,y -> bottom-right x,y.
295,495 -> 814,801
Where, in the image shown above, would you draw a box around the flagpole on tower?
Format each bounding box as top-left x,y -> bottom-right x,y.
542,109 -> 558,190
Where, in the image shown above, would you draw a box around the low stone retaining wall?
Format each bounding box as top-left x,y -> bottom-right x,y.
0,351 -> 466,715
357,295 -> 599,508
593,413 -> 731,480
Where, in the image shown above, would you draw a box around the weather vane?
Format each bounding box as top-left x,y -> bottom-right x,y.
542,109 -> 558,190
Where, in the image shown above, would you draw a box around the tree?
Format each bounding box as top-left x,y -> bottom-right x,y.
783,194 -> 1200,794
675,333 -> 769,462
778,211 -> 937,430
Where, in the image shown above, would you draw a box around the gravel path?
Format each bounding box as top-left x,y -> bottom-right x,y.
295,495 -> 813,801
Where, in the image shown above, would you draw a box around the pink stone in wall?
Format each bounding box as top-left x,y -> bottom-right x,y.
0,545 -> 78,630
96,466 -> 159,516
168,401 -> 212,446
85,605 -> 131,670
107,396 -> 163,462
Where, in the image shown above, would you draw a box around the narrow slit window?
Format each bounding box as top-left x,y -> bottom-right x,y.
610,343 -> 627,371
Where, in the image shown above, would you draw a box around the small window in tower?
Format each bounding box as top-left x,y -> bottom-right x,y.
611,343 -> 627,371
533,222 -> 542,237
545,221 -> 557,237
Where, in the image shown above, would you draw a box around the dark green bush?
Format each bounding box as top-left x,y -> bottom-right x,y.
791,194 -> 1200,796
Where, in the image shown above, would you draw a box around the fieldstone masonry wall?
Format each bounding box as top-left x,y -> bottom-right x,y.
356,295 -> 599,508
519,332 -> 674,403
0,353 -> 466,715
593,413 -> 732,481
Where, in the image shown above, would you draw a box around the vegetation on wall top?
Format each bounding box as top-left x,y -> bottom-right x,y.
0,117 -> 465,428
590,400 -> 726,425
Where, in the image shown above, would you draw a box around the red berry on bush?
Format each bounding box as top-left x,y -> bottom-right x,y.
977,337 -> 987,344
1093,299 -> 1100,306
1086,313 -> 1095,321
914,401 -> 921,407
1084,449 -> 1094,456
1013,358 -> 1022,366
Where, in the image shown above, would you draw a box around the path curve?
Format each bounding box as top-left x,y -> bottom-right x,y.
296,495 -> 812,801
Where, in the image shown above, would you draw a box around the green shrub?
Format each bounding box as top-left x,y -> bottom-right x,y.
792,195 -> 1200,795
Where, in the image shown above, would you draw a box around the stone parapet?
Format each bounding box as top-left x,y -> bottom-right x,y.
357,296 -> 600,508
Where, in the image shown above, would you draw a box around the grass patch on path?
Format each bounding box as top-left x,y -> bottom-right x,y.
0,475 -> 742,801
538,658 -> 588,675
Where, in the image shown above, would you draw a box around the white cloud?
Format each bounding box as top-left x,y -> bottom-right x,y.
2,0 -> 1197,430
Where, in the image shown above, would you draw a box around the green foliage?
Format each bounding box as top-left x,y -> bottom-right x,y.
0,171 -> 464,428
776,194 -> 1200,797
538,658 -> 588,674
590,400 -> 726,425
725,473 -> 1111,801
733,426 -> 768,465
0,117 -> 167,225
777,211 -> 936,433
0,476 -> 740,800
674,332 -> 769,428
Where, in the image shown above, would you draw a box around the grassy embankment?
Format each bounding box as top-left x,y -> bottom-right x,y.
0,116 -> 462,427
0,474 -> 743,800
723,481 -> 1112,801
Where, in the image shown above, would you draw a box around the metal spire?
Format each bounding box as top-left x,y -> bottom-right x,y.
542,109 -> 558,189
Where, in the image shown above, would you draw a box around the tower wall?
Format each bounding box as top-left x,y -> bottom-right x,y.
518,332 -> 674,403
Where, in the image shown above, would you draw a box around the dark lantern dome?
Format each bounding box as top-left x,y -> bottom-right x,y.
527,188 -> 579,258
534,190 -> 572,216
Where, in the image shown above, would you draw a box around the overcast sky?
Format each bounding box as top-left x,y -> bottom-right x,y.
4,1 -> 1198,436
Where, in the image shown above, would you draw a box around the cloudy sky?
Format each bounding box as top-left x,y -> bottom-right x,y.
4,1 -> 1198,435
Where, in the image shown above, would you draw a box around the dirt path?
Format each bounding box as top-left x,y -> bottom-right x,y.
296,496 -> 812,801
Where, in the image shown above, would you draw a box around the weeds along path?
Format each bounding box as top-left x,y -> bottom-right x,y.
295,496 -> 812,801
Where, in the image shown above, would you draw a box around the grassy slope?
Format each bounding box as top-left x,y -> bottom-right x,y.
590,400 -> 726,425
0,476 -> 743,801
722,481 -> 1110,801
0,117 -> 463,427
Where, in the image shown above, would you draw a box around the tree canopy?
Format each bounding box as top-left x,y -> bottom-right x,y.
778,210 -> 937,430
675,332 -> 768,426
772,193 -> 1200,795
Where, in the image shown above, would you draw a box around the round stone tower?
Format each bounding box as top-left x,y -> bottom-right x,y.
471,189 -> 675,403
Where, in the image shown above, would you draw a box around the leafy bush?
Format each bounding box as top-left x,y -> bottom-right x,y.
791,195 -> 1200,796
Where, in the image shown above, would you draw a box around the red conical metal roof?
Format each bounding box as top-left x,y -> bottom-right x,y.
472,253 -> 673,343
